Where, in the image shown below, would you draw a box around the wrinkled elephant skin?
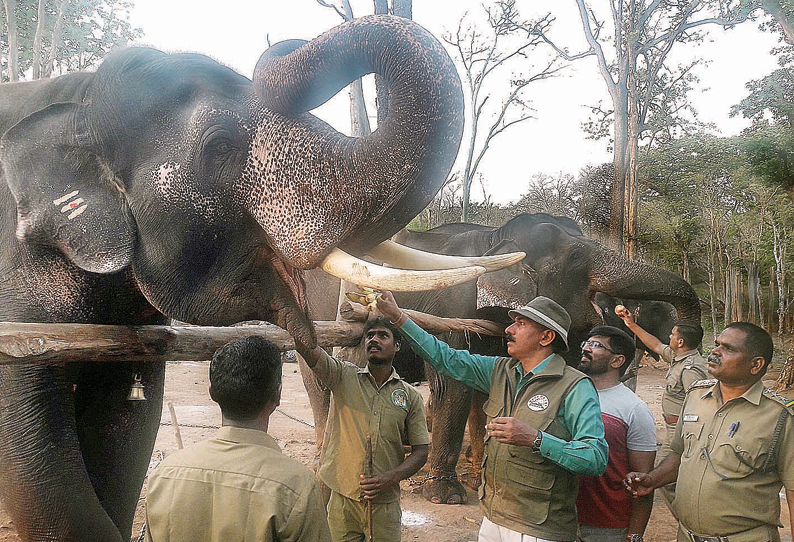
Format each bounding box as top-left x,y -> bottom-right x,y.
0,15 -> 463,541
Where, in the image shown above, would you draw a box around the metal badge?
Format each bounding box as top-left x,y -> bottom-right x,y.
683,414 -> 699,422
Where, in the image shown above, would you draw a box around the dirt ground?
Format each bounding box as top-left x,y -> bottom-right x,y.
0,359 -> 791,542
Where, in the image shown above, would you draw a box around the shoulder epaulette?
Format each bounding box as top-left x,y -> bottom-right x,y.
762,388 -> 794,414
687,378 -> 717,392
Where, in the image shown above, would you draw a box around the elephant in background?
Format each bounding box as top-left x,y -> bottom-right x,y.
300,213 -> 700,505
0,15 -> 476,541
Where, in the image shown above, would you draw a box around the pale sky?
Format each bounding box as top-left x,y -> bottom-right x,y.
128,0 -> 781,204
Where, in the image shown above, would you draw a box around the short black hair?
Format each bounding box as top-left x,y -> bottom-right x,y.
675,320 -> 704,349
588,325 -> 636,376
724,322 -> 774,372
209,336 -> 282,421
363,316 -> 402,346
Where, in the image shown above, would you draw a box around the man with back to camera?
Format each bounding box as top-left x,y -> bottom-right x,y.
577,326 -> 657,542
624,322 -> 794,542
293,316 -> 429,542
145,336 -> 331,542
616,308 -> 708,509
375,290 -> 607,542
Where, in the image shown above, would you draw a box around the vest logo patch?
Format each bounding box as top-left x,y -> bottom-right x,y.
527,394 -> 549,411
391,389 -> 408,409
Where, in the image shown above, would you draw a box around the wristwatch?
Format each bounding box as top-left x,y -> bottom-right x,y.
532,430 -> 543,451
627,535 -> 643,542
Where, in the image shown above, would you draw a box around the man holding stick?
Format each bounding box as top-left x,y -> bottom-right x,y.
294,317 -> 429,542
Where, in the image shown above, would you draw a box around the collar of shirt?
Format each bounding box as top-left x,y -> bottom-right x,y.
701,378 -> 765,406
673,349 -> 699,363
356,364 -> 402,384
215,426 -> 281,451
514,353 -> 555,377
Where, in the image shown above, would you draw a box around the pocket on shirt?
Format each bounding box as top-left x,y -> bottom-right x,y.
682,422 -> 704,458
500,460 -> 554,524
711,437 -> 768,478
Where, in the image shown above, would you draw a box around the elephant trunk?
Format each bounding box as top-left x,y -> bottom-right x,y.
589,247 -> 701,321
247,15 -> 463,270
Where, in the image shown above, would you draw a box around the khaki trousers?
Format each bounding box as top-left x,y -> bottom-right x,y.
327,490 -> 401,542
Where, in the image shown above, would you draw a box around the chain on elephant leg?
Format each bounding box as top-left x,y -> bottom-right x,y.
421,469 -> 468,505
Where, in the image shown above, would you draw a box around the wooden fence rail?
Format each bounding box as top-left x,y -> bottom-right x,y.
0,310 -> 505,365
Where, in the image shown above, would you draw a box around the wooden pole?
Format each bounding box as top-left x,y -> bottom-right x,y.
365,434 -> 374,542
0,310 -> 504,366
167,401 -> 184,450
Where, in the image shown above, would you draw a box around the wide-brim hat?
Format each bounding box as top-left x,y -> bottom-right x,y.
507,296 -> 571,351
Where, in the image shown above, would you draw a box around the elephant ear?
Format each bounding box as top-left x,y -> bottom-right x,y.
0,102 -> 135,273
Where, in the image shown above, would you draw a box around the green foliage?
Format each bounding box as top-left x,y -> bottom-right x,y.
1,0 -> 142,81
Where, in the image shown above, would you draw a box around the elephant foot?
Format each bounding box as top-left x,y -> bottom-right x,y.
422,474 -> 468,505
463,469 -> 482,490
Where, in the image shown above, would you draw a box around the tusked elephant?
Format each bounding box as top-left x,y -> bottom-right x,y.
296,213 -> 698,505
0,15 -> 532,541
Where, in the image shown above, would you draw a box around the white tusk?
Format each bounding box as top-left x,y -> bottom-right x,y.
366,240 -> 525,271
321,248 -> 487,291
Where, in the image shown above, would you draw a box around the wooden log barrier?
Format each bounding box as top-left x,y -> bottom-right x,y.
0,309 -> 505,365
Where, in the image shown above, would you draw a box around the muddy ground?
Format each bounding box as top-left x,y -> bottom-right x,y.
0,358 -> 791,542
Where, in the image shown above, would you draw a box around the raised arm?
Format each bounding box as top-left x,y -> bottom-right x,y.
376,291 -> 498,394
617,308 -> 666,356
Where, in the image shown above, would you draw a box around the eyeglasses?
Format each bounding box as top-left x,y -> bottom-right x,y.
580,339 -> 618,354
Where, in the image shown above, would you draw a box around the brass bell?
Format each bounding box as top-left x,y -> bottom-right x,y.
127,373 -> 146,401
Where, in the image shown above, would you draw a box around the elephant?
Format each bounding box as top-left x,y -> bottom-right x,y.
299,213 -> 701,505
0,15 -> 502,541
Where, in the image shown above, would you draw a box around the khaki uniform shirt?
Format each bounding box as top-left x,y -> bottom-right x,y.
660,347 -> 709,418
314,349 -> 429,503
671,379 -> 794,536
145,426 -> 331,542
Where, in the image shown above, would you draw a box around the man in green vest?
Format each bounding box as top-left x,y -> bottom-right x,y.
376,291 -> 608,542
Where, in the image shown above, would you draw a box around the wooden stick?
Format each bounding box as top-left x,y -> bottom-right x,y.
365,434 -> 373,542
167,401 -> 184,450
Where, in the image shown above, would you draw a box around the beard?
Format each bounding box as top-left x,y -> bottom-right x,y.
578,354 -> 608,376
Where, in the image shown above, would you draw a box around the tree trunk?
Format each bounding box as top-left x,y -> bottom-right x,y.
3,0 -> 19,82
770,264 -> 777,335
340,0 -> 371,137
32,0 -> 47,79
43,0 -> 68,78
707,237 -> 720,343
762,0 -> 794,45
392,0 -> 411,18
624,46 -> 639,260
772,337 -> 794,391
611,98 -> 629,254
747,261 -> 759,325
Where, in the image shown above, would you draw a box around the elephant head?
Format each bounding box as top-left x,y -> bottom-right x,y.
0,15 -> 537,542
0,15 -> 500,349
475,213 -> 701,362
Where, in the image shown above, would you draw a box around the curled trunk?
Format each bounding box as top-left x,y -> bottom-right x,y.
249,15 -> 464,269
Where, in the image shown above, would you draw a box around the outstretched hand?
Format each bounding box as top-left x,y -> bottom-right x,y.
615,305 -> 636,326
375,290 -> 404,324
623,471 -> 655,498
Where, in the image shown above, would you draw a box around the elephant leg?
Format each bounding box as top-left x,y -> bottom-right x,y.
463,390 -> 487,490
0,364 -> 125,542
422,364 -> 469,505
74,361 -> 165,538
297,353 -> 330,462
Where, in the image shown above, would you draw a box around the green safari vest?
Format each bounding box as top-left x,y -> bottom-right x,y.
479,354 -> 586,541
